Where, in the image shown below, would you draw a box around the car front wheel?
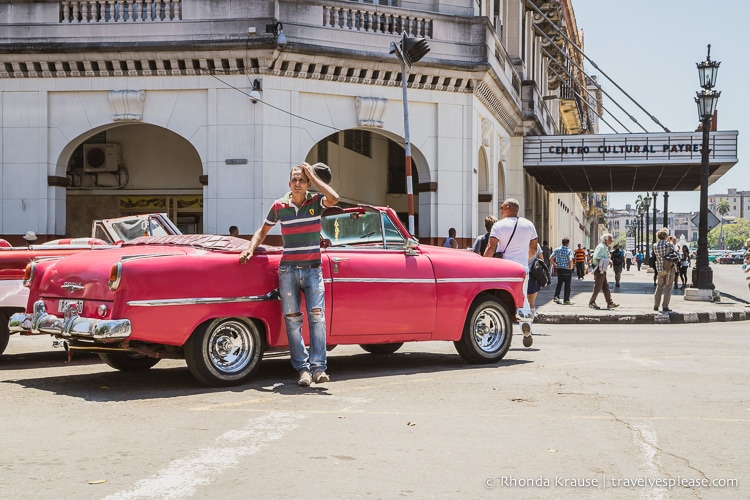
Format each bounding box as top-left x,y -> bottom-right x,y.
184,318 -> 263,387
454,296 -> 512,364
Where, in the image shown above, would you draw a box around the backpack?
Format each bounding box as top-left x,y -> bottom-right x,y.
648,253 -> 656,269
478,232 -> 490,255
611,250 -> 623,266
530,258 -> 551,288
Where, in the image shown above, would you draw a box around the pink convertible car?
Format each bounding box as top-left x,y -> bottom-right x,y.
9,206 -> 525,386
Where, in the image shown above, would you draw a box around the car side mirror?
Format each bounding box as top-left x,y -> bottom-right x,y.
404,238 -> 419,256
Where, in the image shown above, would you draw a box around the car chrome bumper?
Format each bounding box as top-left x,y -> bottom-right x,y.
8,300 -> 131,339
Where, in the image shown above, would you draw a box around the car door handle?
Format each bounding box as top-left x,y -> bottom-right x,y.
331,257 -> 349,262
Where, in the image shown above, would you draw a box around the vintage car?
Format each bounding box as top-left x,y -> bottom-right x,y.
715,251 -> 745,265
9,206 -> 526,386
0,213 -> 180,355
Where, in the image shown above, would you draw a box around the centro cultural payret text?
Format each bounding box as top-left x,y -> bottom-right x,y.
548,143 -> 700,155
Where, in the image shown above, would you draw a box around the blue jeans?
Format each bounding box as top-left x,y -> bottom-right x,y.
278,265 -> 327,374
554,268 -> 573,301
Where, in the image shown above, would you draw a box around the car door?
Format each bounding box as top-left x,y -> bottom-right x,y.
322,210 -> 437,338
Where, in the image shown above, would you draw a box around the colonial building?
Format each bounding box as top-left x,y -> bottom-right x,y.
0,0 -> 598,247
708,188 -> 750,220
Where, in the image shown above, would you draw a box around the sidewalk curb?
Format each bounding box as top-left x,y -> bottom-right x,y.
535,310 -> 748,324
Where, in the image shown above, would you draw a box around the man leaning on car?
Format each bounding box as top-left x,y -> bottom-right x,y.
240,162 -> 339,387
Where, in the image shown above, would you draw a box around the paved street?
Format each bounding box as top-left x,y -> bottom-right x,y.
1,314 -> 747,499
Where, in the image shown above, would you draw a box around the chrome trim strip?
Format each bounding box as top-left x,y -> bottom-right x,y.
326,277 -> 521,284
127,289 -> 280,307
437,277 -> 524,283
330,278 -> 436,284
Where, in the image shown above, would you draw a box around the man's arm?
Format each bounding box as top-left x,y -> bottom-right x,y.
528,237 -> 538,264
301,162 -> 340,207
239,224 -> 273,264
483,237 -> 499,258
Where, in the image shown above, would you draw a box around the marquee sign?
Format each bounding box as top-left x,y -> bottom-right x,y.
524,131 -> 738,166
522,131 -> 738,192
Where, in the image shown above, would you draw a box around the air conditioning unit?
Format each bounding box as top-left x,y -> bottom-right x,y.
83,144 -> 121,173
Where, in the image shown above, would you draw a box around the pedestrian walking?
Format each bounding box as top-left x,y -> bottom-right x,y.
443,228 -> 458,248
551,237 -> 575,304
624,248 -> 633,271
240,162 -> 340,387
635,250 -> 643,271
483,198 -> 538,348
588,233 -> 619,310
610,244 -> 624,287
678,244 -> 690,289
652,228 -> 677,312
472,215 -> 497,255
574,243 -> 587,279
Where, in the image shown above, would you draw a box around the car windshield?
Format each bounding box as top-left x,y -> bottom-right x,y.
321,209 -> 406,249
110,216 -> 173,241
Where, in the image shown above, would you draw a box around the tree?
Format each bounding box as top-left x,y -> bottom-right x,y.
708,218 -> 750,250
716,199 -> 731,249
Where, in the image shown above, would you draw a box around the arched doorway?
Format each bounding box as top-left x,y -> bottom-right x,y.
62,123 -> 203,236
306,128 -> 431,237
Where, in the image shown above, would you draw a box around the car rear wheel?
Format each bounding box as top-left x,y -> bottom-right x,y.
99,352 -> 160,371
454,296 -> 512,364
184,318 -> 263,387
359,343 -> 404,355
0,312 -> 9,356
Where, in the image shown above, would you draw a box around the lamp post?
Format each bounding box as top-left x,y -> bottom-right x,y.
389,32 -> 430,236
663,191 -> 669,228
643,194 -> 651,263
652,191 -> 658,244
638,207 -> 644,256
692,44 -> 721,291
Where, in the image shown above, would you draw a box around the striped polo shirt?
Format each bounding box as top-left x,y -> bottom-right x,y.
265,191 -> 325,266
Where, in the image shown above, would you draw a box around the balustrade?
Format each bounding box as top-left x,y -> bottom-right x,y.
60,0 -> 182,23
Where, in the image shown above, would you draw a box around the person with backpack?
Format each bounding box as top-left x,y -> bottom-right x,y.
610,244 -> 624,287
652,228 -> 678,312
483,198 -> 538,348
472,215 -> 497,255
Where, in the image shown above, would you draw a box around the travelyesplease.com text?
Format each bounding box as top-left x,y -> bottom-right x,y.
484,475 -> 739,490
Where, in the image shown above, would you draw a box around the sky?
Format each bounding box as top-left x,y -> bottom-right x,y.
572,1 -> 747,213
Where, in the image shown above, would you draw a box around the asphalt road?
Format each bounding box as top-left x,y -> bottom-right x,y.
1,319 -> 747,499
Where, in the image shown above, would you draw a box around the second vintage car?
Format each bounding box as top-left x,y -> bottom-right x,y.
0,213 -> 180,356
9,206 -> 526,386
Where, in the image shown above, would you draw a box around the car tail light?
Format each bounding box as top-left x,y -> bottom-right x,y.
108,262 -> 123,290
23,262 -> 35,287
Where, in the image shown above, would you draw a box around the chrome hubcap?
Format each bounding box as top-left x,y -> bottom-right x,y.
473,307 -> 506,353
208,320 -> 253,374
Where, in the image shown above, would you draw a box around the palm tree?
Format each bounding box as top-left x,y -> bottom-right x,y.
716,199 -> 731,249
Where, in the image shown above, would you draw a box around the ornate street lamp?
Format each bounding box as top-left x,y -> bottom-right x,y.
643,194 -> 651,263
692,44 -> 721,291
638,207 -> 645,255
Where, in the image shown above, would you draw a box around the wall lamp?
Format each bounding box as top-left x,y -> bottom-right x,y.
249,79 -> 262,103
266,22 -> 287,46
